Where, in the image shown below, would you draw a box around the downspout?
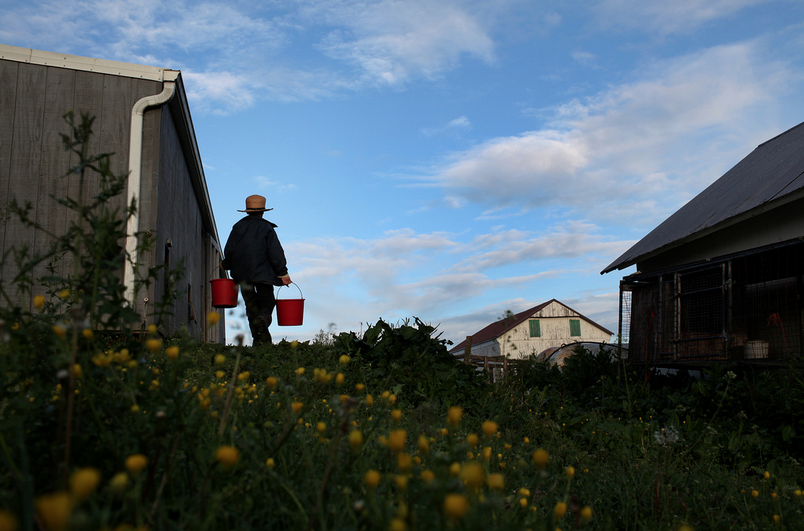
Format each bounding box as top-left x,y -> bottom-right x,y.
124,81 -> 176,309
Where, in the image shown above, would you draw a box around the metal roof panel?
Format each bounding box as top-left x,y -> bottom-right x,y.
603,120 -> 804,273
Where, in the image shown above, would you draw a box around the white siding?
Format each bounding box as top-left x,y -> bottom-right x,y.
495,301 -> 612,359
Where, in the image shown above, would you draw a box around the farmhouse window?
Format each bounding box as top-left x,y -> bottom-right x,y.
529,319 -> 541,337
570,319 -> 581,337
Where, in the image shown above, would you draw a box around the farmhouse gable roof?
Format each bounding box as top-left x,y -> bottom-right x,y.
450,299 -> 613,353
602,120 -> 804,273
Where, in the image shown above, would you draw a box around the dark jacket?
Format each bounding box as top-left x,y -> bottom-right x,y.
222,216 -> 288,286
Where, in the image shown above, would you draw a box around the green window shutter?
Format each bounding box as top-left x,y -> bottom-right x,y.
570,319 -> 581,337
529,319 -> 541,337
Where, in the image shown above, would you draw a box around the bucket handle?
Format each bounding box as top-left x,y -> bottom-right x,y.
211,262 -> 230,280
276,282 -> 303,300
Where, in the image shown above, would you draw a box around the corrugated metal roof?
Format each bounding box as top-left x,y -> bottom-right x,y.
602,120 -> 804,273
449,299 -> 613,353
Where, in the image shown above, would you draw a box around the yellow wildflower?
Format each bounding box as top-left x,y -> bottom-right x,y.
146,338 -> 162,353
365,394 -> 374,406
466,433 -> 478,448
109,472 -> 128,492
214,354 -> 226,365
447,406 -> 463,426
266,376 -> 278,388
364,469 -> 381,488
35,492 -> 71,531
339,354 -> 350,365
69,364 -> 82,379
82,328 -> 93,340
33,295 -> 45,309
554,501 -> 567,520
336,373 -> 345,385
566,466 -> 575,478
417,434 -> 430,454
388,430 -> 407,453
266,458 -> 275,469
70,467 -> 101,500
389,518 -> 407,531
0,509 -> 19,531
391,409 -> 402,422
207,311 -> 221,325
165,346 -> 180,360
125,454 -> 148,475
215,446 -> 240,466
349,430 -> 364,450
58,289 -> 70,299
421,470 -> 436,483
460,463 -> 484,489
487,473 -> 505,490
532,449 -> 549,469
443,493 -> 469,520
397,453 -> 412,472
52,325 -> 67,339
482,420 -> 498,436
355,383 -> 365,392
580,506 -> 593,521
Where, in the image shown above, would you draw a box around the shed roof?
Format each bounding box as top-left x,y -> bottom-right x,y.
602,120 -> 804,273
449,299 -> 614,353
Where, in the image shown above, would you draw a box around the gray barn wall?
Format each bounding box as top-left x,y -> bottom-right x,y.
1,59 -> 161,306
150,106 -> 208,337
0,56 -> 224,341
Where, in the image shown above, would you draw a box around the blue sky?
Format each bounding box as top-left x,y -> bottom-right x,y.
3,0 -> 804,345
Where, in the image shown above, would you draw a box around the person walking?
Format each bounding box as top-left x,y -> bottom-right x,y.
221,194 -> 291,346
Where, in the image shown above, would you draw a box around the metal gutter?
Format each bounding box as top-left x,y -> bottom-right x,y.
123,80 -> 177,308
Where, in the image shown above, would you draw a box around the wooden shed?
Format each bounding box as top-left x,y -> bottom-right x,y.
449,300 -> 614,360
0,44 -> 225,342
602,120 -> 804,365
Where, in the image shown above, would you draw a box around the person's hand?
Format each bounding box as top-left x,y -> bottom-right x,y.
280,275 -> 292,286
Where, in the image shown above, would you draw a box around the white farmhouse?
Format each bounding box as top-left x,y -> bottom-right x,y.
450,300 -> 614,360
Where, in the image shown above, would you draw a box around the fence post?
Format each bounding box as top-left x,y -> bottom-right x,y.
464,336 -> 472,364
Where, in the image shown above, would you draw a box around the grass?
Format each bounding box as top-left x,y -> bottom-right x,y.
1,112 -> 803,530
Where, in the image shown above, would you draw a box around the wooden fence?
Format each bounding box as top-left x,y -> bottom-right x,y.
455,354 -> 530,384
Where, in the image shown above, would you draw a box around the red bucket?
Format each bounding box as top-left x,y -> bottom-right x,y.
210,278 -> 238,308
276,283 -> 304,326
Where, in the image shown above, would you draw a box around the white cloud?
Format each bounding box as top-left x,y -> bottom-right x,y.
285,222 -> 633,339
3,0 -> 502,108
426,42 -> 794,224
594,0 -> 774,34
312,0 -> 495,85
422,116 -> 472,136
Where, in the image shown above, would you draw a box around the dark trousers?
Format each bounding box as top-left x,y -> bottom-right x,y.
239,282 -> 275,347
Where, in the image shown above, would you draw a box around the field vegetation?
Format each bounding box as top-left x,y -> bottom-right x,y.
0,114 -> 802,531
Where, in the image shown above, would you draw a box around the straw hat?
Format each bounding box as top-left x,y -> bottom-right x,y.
238,194 -> 273,212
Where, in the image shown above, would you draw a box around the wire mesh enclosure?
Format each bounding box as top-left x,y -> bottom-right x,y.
620,240 -> 804,364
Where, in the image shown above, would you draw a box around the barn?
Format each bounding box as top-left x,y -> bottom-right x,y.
0,44 -> 225,342
602,120 -> 804,365
449,299 -> 614,360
